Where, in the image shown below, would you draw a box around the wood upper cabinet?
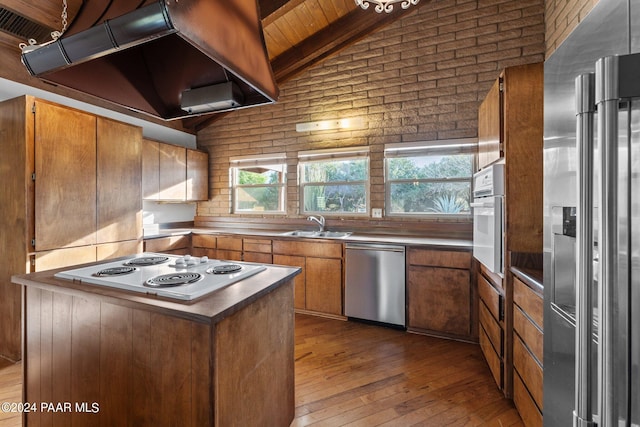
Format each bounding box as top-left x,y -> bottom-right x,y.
478,78 -> 502,169
142,140 -> 209,202
142,139 -> 160,200
407,248 -> 475,341
478,62 -> 544,255
186,148 -> 208,201
159,143 -> 187,200
34,100 -> 97,251
96,117 -> 142,244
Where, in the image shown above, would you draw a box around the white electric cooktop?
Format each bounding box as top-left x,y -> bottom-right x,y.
54,253 -> 267,301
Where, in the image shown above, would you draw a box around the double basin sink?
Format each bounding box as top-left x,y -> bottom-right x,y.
281,230 -> 352,239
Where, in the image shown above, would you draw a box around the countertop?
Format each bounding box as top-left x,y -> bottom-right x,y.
12,259 -> 301,325
144,227 -> 474,250
510,266 -> 543,296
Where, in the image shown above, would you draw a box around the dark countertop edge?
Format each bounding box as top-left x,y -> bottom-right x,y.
144,227 -> 473,250
12,263 -> 301,325
510,266 -> 543,296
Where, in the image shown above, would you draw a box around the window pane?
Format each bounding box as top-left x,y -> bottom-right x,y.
387,154 -> 473,180
303,184 -> 367,213
235,186 -> 282,212
389,181 -> 471,214
303,158 -> 368,183
238,164 -> 284,185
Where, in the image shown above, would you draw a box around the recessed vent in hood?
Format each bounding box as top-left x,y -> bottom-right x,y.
20,0 -> 279,121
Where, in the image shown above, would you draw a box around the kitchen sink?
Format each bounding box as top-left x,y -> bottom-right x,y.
281,230 -> 352,239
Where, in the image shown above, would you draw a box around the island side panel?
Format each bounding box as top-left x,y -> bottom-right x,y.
23,288 -> 213,426
215,279 -> 295,427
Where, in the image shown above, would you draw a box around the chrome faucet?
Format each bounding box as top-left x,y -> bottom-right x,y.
307,215 -> 325,232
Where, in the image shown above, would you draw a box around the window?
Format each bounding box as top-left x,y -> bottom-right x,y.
384,139 -> 476,216
299,147 -> 369,215
230,154 -> 286,214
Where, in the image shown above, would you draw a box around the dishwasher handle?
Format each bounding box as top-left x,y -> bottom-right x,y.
345,243 -> 405,253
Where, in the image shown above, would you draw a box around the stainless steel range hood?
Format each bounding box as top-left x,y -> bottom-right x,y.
21,0 -> 279,121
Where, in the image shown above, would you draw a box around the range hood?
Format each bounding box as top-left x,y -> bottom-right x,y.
21,0 -> 279,121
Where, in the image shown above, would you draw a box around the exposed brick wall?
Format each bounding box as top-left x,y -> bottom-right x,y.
196,0 -> 545,225
545,0 -> 599,57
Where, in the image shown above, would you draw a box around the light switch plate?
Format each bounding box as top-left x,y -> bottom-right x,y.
372,208 -> 383,218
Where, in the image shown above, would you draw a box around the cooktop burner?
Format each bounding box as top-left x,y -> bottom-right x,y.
94,266 -> 138,277
124,256 -> 170,266
145,272 -> 203,288
208,264 -> 243,274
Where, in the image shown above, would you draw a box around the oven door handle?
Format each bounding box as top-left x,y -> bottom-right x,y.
470,201 -> 495,208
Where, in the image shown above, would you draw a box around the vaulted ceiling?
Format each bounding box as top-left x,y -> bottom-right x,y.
0,0 -> 424,131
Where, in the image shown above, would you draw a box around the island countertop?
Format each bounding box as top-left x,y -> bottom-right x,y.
12,259 -> 301,325
13,257 -> 300,426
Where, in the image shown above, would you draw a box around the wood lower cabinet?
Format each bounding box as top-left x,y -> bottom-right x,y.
216,236 -> 243,261
512,274 -> 544,427
273,239 -> 343,317
478,267 -> 505,391
407,247 -> 475,341
0,95 -> 143,361
243,238 -> 273,263
191,234 -> 217,258
145,235 -> 191,255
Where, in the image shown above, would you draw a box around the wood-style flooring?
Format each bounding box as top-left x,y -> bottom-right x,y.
0,314 -> 522,426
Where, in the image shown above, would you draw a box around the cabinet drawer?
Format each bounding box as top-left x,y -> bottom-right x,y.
192,234 -> 216,248
478,273 -> 502,322
513,371 -> 543,427
216,236 -> 243,251
514,277 -> 543,329
513,335 -> 543,410
514,305 -> 543,364
243,252 -> 273,264
479,326 -> 502,389
243,238 -> 272,253
145,235 -> 190,252
479,300 -> 502,356
408,248 -> 471,269
273,240 -> 342,258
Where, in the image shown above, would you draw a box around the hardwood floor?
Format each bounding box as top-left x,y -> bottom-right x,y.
292,314 -> 522,427
0,314 -> 523,426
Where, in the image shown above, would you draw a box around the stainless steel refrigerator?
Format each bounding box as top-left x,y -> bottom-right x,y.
544,0 -> 640,425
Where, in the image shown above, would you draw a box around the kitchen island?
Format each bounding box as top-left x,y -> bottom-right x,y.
11,257 -> 300,427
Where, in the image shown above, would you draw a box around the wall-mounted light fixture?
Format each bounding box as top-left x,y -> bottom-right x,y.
355,0 -> 419,14
296,117 -> 365,132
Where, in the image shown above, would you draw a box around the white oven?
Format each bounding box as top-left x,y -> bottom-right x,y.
471,163 -> 504,275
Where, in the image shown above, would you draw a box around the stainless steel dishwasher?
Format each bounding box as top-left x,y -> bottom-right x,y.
344,243 -> 406,327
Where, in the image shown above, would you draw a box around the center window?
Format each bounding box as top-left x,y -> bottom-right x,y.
298,147 -> 369,215
384,139 -> 476,217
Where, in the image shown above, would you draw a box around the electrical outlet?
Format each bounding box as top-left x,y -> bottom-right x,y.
372,208 -> 383,218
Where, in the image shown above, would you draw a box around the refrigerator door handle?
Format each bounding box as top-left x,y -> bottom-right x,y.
573,72 -> 597,427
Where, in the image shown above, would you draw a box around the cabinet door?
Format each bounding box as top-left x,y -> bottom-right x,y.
35,101 -> 97,251
96,117 -> 142,244
478,77 -> 502,169
97,240 -> 142,260
186,149 -> 208,201
273,254 -> 306,309
142,139 -> 160,200
305,257 -> 342,316
34,246 -> 97,271
407,265 -> 471,337
158,144 -> 186,200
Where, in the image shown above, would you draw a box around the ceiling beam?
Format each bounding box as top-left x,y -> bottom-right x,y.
271,3 -> 425,83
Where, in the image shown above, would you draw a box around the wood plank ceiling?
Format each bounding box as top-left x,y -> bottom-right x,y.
0,0 -> 424,131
